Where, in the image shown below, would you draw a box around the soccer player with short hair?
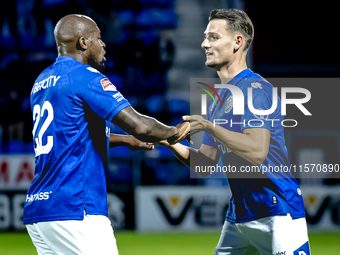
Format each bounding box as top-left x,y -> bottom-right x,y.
23,14 -> 189,255
157,9 -> 311,255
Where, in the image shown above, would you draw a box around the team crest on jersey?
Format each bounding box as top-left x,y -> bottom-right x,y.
225,96 -> 233,113
101,78 -> 117,92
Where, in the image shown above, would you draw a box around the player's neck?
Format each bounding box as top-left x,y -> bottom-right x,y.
58,52 -> 88,66
217,57 -> 248,84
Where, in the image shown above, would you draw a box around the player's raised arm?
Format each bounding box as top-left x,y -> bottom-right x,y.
111,106 -> 189,143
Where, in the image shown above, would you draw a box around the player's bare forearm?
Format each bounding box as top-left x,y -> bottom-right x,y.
109,134 -> 129,148
161,143 -> 218,177
112,107 -> 188,143
207,126 -> 270,165
109,134 -> 154,150
185,115 -> 270,166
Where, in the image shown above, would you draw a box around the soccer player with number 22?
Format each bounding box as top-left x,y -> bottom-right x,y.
23,14 -> 189,255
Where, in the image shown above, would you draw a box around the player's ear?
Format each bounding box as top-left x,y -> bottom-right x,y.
233,35 -> 244,53
77,37 -> 88,51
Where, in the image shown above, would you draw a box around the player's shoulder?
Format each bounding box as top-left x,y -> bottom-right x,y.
34,63 -> 56,83
69,65 -> 118,93
68,64 -> 108,88
242,71 -> 273,93
69,64 -> 105,81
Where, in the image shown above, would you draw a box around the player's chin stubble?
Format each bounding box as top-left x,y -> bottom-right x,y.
205,61 -> 218,68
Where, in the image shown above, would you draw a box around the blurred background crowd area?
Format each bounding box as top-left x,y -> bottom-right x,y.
0,0 -> 179,150
0,0 -> 340,188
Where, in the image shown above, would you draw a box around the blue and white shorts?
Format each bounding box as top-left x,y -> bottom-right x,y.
215,214 -> 310,255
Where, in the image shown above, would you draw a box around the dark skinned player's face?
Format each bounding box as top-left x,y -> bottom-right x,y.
87,25 -> 106,71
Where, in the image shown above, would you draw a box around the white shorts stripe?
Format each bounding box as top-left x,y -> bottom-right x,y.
215,214 -> 310,255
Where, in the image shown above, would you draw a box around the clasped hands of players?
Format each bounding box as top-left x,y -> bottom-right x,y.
111,115 -> 206,150
154,115 -> 206,147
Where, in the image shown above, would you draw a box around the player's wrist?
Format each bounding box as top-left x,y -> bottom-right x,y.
203,120 -> 214,132
125,135 -> 139,148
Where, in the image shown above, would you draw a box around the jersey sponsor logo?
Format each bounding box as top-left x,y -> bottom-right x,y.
297,188 -> 302,195
26,191 -> 52,202
112,92 -> 125,102
101,78 -> 116,92
105,127 -> 110,138
272,196 -> 277,204
86,67 -> 100,73
251,82 -> 263,89
213,138 -> 232,154
31,76 -> 61,94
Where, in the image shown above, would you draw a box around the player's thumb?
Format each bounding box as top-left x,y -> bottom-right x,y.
145,144 -> 155,150
182,115 -> 190,121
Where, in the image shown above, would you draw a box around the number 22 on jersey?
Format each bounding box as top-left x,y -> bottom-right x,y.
32,101 -> 54,157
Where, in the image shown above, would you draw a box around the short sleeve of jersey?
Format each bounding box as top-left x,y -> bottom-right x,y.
241,87 -> 273,131
201,132 -> 218,147
71,67 -> 130,122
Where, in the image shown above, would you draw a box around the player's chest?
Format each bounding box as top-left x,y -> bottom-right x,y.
208,91 -> 242,133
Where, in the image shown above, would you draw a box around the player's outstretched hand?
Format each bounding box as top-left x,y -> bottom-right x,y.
182,115 -> 209,135
167,120 -> 191,145
126,136 -> 155,151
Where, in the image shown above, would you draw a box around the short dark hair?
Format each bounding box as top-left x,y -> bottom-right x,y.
209,9 -> 254,51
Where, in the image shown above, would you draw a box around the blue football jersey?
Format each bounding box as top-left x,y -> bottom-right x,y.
201,69 -> 305,223
23,56 -> 130,224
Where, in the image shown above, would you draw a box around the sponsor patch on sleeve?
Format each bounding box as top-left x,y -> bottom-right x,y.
101,78 -> 117,92
87,67 -> 100,73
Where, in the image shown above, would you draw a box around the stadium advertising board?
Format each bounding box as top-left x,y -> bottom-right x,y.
136,186 -> 231,232
0,154 -> 35,230
0,154 -> 35,190
136,186 -> 340,232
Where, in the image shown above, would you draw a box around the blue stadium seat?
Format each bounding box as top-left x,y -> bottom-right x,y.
118,9 -> 135,27
8,141 -> 25,153
167,98 -> 189,114
152,9 -> 178,28
136,9 -> 154,27
0,17 -> 16,48
139,0 -> 174,8
106,73 -> 123,91
145,94 -> 165,114
24,141 -> 34,153
107,161 -> 133,182
109,146 -> 132,157
136,9 -> 177,28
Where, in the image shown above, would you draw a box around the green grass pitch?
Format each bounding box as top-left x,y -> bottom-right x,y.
0,231 -> 339,254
